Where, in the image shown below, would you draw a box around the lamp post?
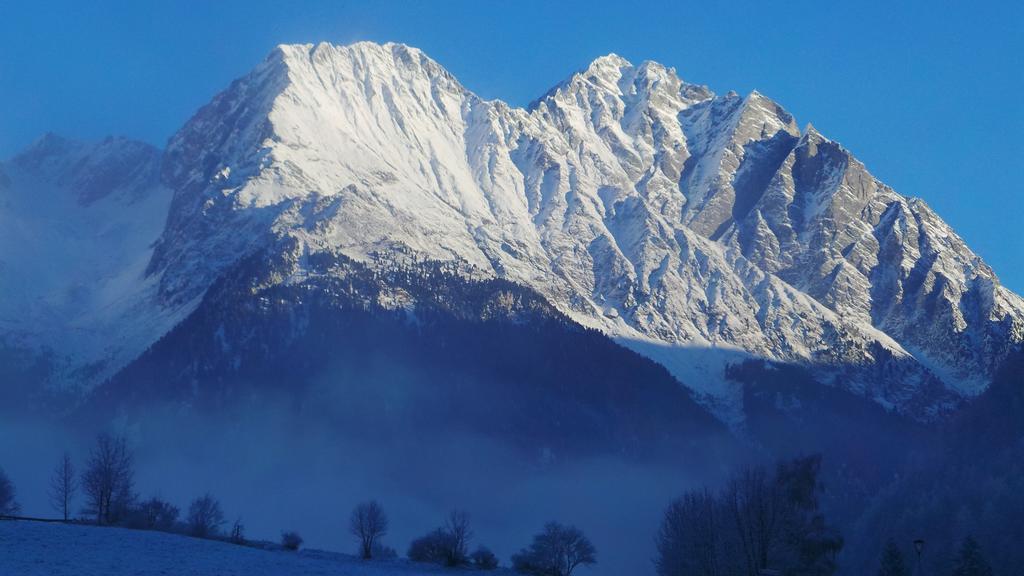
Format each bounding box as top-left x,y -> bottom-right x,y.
913,539 -> 925,575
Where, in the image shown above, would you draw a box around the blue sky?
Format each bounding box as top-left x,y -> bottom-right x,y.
2,0 -> 1021,291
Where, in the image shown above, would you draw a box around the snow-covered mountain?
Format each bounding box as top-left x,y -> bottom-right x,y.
4,41 -> 1021,420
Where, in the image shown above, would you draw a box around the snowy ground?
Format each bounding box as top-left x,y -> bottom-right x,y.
0,520 -> 513,576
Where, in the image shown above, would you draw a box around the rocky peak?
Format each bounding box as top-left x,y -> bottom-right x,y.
6,41 -> 1020,421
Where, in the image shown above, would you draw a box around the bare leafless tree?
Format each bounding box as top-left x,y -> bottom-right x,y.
725,465 -> 781,576
81,433 -> 135,524
656,489 -> 722,576
656,455 -> 841,576
187,493 -> 225,538
49,452 -> 77,521
350,500 -> 389,559
230,518 -> 246,544
444,510 -> 473,566
512,522 -> 596,576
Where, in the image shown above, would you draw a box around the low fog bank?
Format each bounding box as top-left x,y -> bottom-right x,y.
0,398 -> 731,576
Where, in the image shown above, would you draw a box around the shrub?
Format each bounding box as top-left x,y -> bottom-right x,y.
407,510 -> 474,567
372,542 -> 398,559
408,528 -> 454,564
127,497 -> 180,531
281,530 -> 303,551
471,546 -> 499,570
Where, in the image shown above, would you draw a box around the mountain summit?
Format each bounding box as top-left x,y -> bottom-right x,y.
3,41 -> 1021,420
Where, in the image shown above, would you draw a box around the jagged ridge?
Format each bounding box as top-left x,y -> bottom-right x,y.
4,41 -> 1021,421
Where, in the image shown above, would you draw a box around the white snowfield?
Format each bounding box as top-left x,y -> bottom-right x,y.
0,520 -> 511,576
2,41 -> 1021,420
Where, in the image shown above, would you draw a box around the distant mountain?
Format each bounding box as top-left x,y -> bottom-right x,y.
3,41 -> 1021,423
0,134 -> 173,407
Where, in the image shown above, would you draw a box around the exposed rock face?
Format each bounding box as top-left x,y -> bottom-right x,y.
720,126 -> 1024,393
5,42 -> 1021,419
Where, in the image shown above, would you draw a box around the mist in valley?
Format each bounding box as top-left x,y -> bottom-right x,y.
0,383 -> 734,576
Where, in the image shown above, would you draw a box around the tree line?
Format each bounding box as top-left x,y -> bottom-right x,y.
653,454 -> 998,576
0,444 -> 999,575
654,454 -> 843,576
878,537 -> 995,576
0,432 -> 597,576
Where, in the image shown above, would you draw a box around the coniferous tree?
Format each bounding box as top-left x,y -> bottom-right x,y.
0,467 -> 20,516
877,539 -> 908,576
951,537 -> 993,576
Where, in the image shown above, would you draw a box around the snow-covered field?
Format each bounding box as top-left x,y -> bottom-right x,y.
0,520 -> 511,576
